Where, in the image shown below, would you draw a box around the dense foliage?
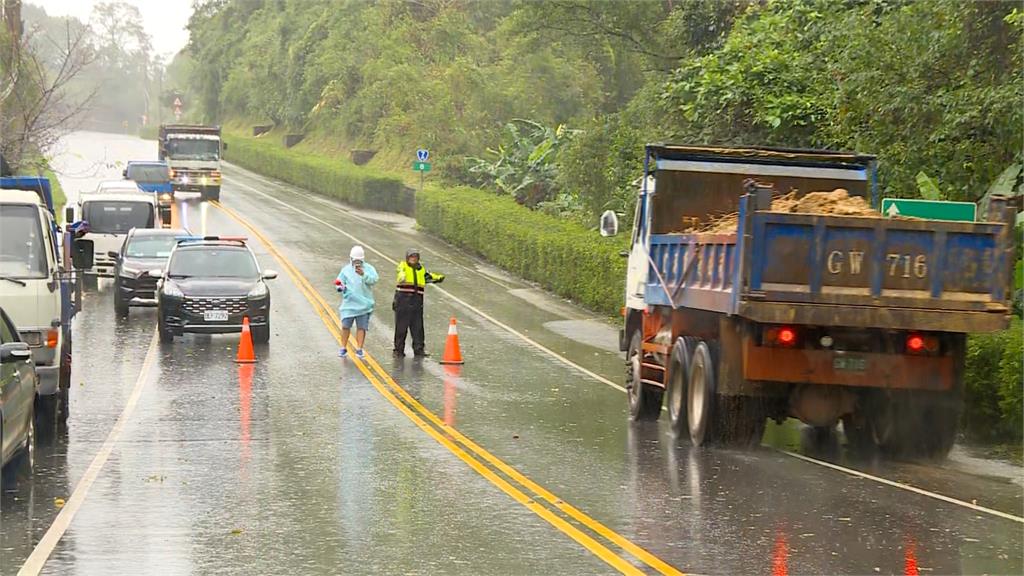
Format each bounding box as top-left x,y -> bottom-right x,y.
183,0 -> 1021,220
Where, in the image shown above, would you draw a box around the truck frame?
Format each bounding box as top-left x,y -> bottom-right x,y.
621,145 -> 1014,459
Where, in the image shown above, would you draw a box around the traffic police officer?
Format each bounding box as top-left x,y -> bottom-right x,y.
393,248 -> 445,357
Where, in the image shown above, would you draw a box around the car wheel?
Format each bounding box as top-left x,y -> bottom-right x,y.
114,293 -> 129,318
253,320 -> 270,344
158,316 -> 174,343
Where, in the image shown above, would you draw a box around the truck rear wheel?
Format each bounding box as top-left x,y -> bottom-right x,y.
687,341 -> 717,445
666,337 -> 694,437
626,331 -> 662,421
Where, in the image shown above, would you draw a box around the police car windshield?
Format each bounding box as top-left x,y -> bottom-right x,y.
168,247 -> 258,278
126,236 -> 177,259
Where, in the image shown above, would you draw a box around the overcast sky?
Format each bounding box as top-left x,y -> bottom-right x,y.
30,0 -> 193,60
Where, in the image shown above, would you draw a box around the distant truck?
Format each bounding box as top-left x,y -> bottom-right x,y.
0,177 -> 94,427
73,185 -> 159,279
158,124 -> 224,201
124,160 -> 174,225
617,145 -> 1014,459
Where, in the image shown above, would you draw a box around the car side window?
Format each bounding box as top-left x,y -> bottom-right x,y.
0,311 -> 17,344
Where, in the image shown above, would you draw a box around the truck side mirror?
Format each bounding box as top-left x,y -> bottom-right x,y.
599,210 -> 619,237
71,238 -> 94,270
122,169 -> 128,179
64,206 -> 74,224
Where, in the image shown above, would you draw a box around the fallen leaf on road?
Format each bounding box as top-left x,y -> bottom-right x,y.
54,498 -> 66,508
230,528 -> 244,535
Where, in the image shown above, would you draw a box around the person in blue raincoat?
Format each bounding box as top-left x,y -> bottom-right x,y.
335,245 -> 378,359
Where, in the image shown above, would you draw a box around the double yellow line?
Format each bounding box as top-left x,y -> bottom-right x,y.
213,201 -> 685,575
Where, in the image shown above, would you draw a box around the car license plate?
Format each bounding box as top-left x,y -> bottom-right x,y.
204,310 -> 229,322
834,356 -> 867,372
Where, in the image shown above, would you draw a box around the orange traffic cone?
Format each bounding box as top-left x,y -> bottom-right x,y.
439,317 -> 464,365
235,316 -> 256,364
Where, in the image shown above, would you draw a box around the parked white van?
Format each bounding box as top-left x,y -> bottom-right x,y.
75,190 -> 158,278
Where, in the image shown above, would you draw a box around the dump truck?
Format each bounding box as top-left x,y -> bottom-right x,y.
158,124 -> 224,201
617,145 -> 1014,459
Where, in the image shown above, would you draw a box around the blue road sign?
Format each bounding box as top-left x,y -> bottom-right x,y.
417,149 -> 429,162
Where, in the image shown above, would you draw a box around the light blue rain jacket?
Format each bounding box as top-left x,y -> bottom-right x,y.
337,262 -> 379,319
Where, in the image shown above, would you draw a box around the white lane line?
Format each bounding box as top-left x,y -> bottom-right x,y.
781,450 -> 1024,524
225,176 -> 628,394
224,170 -> 1023,523
19,331 -> 160,576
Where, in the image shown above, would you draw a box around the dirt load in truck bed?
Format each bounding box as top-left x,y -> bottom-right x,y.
693,188 -> 882,233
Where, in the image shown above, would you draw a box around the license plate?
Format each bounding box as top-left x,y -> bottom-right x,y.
834,356 -> 867,372
204,310 -> 229,322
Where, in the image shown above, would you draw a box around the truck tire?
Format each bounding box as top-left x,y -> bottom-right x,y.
714,394 -> 767,448
58,338 -> 72,423
626,331 -> 662,421
687,341 -> 717,445
666,337 -> 694,437
203,186 -> 221,202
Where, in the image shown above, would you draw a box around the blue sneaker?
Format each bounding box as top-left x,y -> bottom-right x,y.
355,349 -> 366,360
338,348 -> 348,358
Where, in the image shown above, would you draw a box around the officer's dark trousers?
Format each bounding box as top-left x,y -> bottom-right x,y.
393,292 -> 425,355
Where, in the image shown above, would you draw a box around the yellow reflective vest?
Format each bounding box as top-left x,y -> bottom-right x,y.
396,261 -> 444,295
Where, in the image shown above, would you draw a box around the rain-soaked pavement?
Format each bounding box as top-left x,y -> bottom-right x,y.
1,131 -> 1021,575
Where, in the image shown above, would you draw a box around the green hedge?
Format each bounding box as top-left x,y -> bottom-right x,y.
964,317 -> 1023,443
222,134 -> 415,215
417,185 -> 628,316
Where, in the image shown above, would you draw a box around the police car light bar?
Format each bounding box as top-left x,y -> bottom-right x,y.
174,235 -> 248,243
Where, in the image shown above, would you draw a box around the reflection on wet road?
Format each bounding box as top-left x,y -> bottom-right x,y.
1,132 -> 1020,575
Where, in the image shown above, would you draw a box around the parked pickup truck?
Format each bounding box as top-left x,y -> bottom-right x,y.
618,144 -> 1014,459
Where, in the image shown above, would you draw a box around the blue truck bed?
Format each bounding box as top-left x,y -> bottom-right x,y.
645,195 -> 1012,333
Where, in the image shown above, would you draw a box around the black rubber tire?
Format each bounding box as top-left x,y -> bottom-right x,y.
33,393 -> 57,440
158,316 -> 174,343
626,331 -> 663,421
713,393 -> 767,449
114,293 -> 129,318
203,187 -> 221,202
687,341 -> 717,446
666,337 -> 694,437
252,320 -> 270,344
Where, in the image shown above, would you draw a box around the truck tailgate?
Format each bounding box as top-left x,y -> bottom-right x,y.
748,212 -> 1011,313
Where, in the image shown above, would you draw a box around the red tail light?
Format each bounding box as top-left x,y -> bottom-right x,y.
906,335 -> 925,352
765,326 -> 799,347
905,333 -> 938,355
46,329 -> 58,348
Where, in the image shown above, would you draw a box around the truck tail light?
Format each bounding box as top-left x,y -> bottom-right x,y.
46,329 -> 58,348
765,326 -> 798,347
905,333 -> 939,355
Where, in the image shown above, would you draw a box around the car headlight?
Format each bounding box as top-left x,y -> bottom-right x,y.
247,281 -> 268,299
162,281 -> 183,298
181,175 -> 190,184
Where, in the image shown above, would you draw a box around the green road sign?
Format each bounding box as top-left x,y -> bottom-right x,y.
412,161 -> 432,172
881,198 -> 976,222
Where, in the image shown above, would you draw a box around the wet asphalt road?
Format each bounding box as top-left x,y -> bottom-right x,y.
1,132 -> 1021,575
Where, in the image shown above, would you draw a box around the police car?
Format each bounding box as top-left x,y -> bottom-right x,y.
150,236 -> 277,343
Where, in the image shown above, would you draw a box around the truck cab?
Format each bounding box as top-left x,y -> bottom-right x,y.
158,124 -> 224,201
0,177 -> 93,425
75,189 -> 158,278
